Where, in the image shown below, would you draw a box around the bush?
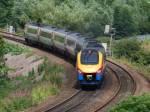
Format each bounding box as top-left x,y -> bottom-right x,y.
113,38 -> 141,61
96,36 -> 110,44
109,94 -> 150,112
113,38 -> 150,66
137,50 -> 150,65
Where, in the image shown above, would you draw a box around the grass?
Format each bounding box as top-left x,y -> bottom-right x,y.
109,94 -> 150,112
110,57 -> 150,81
0,59 -> 65,112
4,42 -> 30,55
31,83 -> 59,104
141,38 -> 150,52
0,97 -> 32,112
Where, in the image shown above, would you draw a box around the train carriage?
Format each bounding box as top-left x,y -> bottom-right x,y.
25,24 -> 39,44
76,48 -> 106,86
39,27 -> 53,48
24,22 -> 106,87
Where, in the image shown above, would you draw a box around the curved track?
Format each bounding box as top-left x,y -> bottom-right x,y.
0,31 -> 136,112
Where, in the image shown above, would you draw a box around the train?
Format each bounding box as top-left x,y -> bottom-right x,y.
24,23 -> 106,87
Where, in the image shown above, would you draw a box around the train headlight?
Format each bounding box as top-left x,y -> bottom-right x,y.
97,69 -> 102,73
78,70 -> 82,74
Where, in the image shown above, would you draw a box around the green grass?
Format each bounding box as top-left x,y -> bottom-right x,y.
109,94 -> 150,112
4,42 -> 30,55
0,59 -> 64,112
31,83 -> 59,104
110,57 -> 150,81
141,38 -> 150,52
38,58 -> 64,87
0,97 -> 32,112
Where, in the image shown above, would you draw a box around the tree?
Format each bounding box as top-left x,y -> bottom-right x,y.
113,5 -> 137,37
0,0 -> 14,27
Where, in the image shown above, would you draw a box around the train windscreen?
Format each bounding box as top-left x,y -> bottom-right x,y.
81,50 -> 99,65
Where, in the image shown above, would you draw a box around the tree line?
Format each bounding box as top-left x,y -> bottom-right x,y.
0,0 -> 150,37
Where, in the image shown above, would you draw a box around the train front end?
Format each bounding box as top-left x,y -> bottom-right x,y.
76,49 -> 105,86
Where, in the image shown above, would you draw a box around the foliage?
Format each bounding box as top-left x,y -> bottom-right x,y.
4,42 -> 29,55
1,0 -> 148,37
136,50 -> 150,65
109,94 -> 150,112
38,58 -> 64,87
31,84 -> 59,104
96,36 -> 110,44
113,38 -> 150,66
0,0 -> 15,27
0,36 -> 7,77
113,38 -> 150,80
113,5 -> 137,36
0,58 -> 64,111
113,39 -> 141,60
0,97 -> 32,112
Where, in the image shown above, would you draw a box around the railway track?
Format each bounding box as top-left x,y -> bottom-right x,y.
94,61 -> 136,112
0,31 -> 137,112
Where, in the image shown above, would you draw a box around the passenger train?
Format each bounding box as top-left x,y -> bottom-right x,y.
24,23 -> 106,87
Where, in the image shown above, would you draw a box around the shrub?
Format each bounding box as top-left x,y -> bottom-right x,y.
109,94 -> 150,112
137,50 -> 150,65
114,38 -> 150,66
113,38 -> 141,61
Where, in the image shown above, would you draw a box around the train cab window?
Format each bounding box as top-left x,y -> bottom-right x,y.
81,50 -> 99,65
27,28 -> 37,34
55,35 -> 65,43
40,31 -> 51,38
67,39 -> 75,47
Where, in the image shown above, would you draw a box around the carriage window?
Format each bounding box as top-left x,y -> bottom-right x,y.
55,35 -> 65,43
27,28 -> 37,34
40,31 -> 51,38
67,39 -> 75,47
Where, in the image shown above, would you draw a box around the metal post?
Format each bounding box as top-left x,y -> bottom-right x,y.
110,34 -> 113,56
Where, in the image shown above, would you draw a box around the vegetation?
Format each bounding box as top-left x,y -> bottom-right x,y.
0,0 -> 150,37
113,38 -> 150,79
4,42 -> 29,55
0,36 -> 7,77
109,94 -> 150,112
0,59 -> 64,112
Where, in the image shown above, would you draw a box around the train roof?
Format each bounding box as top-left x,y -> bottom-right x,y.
26,22 -> 90,44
